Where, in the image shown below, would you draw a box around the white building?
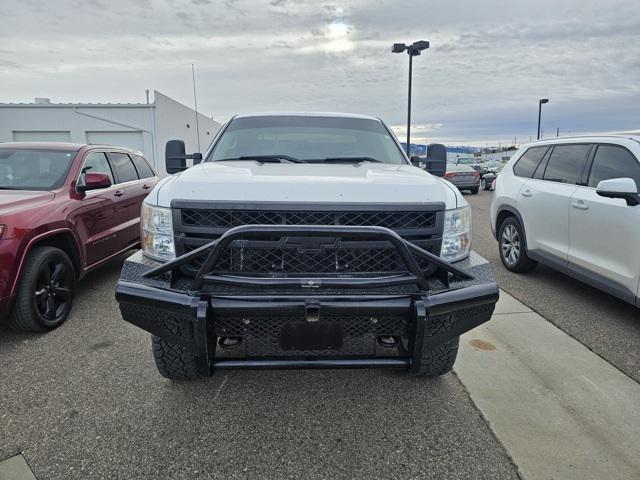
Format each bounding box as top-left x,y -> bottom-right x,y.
0,90 -> 221,176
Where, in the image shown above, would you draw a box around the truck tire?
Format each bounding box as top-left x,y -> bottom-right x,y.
412,312 -> 459,377
9,246 -> 76,332
498,216 -> 537,273
414,337 -> 459,376
470,187 -> 479,194
151,335 -> 200,380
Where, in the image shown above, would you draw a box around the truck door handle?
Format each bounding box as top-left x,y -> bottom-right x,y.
114,190 -> 124,197
521,190 -> 532,197
571,201 -> 589,210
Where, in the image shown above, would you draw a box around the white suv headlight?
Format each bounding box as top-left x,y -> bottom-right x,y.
441,205 -> 472,262
141,203 -> 175,261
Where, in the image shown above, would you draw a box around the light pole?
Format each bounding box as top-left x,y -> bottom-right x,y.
392,40 -> 430,156
537,98 -> 549,140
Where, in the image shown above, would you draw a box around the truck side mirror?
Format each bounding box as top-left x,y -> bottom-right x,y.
424,143 -> 447,177
165,141 -> 203,174
166,140 -> 187,174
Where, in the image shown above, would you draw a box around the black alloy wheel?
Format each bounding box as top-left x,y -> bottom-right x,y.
33,258 -> 73,326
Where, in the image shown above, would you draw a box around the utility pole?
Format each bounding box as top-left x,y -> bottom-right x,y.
556,127 -> 559,137
192,64 -> 201,152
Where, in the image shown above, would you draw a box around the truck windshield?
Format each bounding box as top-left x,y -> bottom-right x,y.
208,116 -> 407,164
0,148 -> 76,190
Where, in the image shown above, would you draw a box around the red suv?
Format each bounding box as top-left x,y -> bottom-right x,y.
0,143 -> 158,331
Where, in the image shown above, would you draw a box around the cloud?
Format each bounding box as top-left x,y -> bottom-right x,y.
0,0 -> 638,143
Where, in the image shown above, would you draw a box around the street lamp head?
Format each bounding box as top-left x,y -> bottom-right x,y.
392,43 -> 407,53
412,40 -> 430,51
539,98 -> 549,104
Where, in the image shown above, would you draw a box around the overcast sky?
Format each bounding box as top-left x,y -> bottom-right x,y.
1,0 -> 638,146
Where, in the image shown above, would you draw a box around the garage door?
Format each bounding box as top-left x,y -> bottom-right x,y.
12,131 -> 71,142
86,131 -> 144,152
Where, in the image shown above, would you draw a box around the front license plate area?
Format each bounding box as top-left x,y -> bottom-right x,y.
280,323 -> 343,351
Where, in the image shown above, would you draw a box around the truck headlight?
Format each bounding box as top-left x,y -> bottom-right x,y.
441,205 -> 472,262
141,203 -> 175,261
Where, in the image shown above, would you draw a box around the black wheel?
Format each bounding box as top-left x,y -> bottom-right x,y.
470,187 -> 479,194
411,313 -> 459,377
498,216 -> 537,273
481,178 -> 488,190
9,247 -> 75,332
152,335 -> 200,380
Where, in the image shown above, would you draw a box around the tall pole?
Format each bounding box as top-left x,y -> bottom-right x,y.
537,101 -> 542,140
192,64 -> 201,152
406,53 -> 413,156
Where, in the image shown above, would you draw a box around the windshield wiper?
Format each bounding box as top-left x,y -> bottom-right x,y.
217,155 -> 303,164
314,157 -> 383,163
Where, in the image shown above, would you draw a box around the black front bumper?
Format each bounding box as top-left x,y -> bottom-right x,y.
116,243 -> 498,374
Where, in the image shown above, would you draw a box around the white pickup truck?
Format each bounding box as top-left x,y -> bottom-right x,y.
115,113 -> 498,380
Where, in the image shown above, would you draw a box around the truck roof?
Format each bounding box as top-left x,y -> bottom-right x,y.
233,111 -> 382,121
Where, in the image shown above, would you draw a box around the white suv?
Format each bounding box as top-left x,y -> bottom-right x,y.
490,135 -> 640,307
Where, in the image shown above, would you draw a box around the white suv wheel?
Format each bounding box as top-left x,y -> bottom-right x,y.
501,224 -> 520,266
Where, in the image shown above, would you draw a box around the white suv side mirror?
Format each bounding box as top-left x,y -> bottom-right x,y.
596,177 -> 640,206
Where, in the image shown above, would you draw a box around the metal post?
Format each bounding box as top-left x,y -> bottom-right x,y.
537,101 -> 542,140
192,64 -> 202,152
406,52 -> 413,156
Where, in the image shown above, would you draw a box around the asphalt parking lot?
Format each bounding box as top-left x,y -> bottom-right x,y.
466,190 -> 640,382
2,190 -> 638,480
0,258 -> 518,479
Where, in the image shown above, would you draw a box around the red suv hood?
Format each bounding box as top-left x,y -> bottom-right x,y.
0,190 -> 56,216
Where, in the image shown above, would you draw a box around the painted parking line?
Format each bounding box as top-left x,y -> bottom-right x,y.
455,291 -> 640,480
0,454 -> 36,480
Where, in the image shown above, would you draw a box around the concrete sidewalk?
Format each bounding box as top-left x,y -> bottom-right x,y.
455,291 -> 640,480
0,455 -> 36,480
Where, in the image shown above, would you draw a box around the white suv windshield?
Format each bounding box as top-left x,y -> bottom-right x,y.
208,116 -> 407,164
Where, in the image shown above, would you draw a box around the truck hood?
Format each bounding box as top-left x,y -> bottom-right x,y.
154,162 -> 462,209
0,190 -> 56,216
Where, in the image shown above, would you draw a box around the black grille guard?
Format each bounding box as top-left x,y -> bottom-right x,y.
143,225 -> 473,292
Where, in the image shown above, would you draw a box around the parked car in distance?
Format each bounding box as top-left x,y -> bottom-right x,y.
481,162 -> 503,191
491,135 -> 640,307
445,164 -> 481,194
452,156 -> 487,174
0,143 -> 158,331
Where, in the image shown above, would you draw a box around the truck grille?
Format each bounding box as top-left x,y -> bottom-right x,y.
185,242 -> 435,274
182,209 -> 435,229
173,202 -> 444,277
